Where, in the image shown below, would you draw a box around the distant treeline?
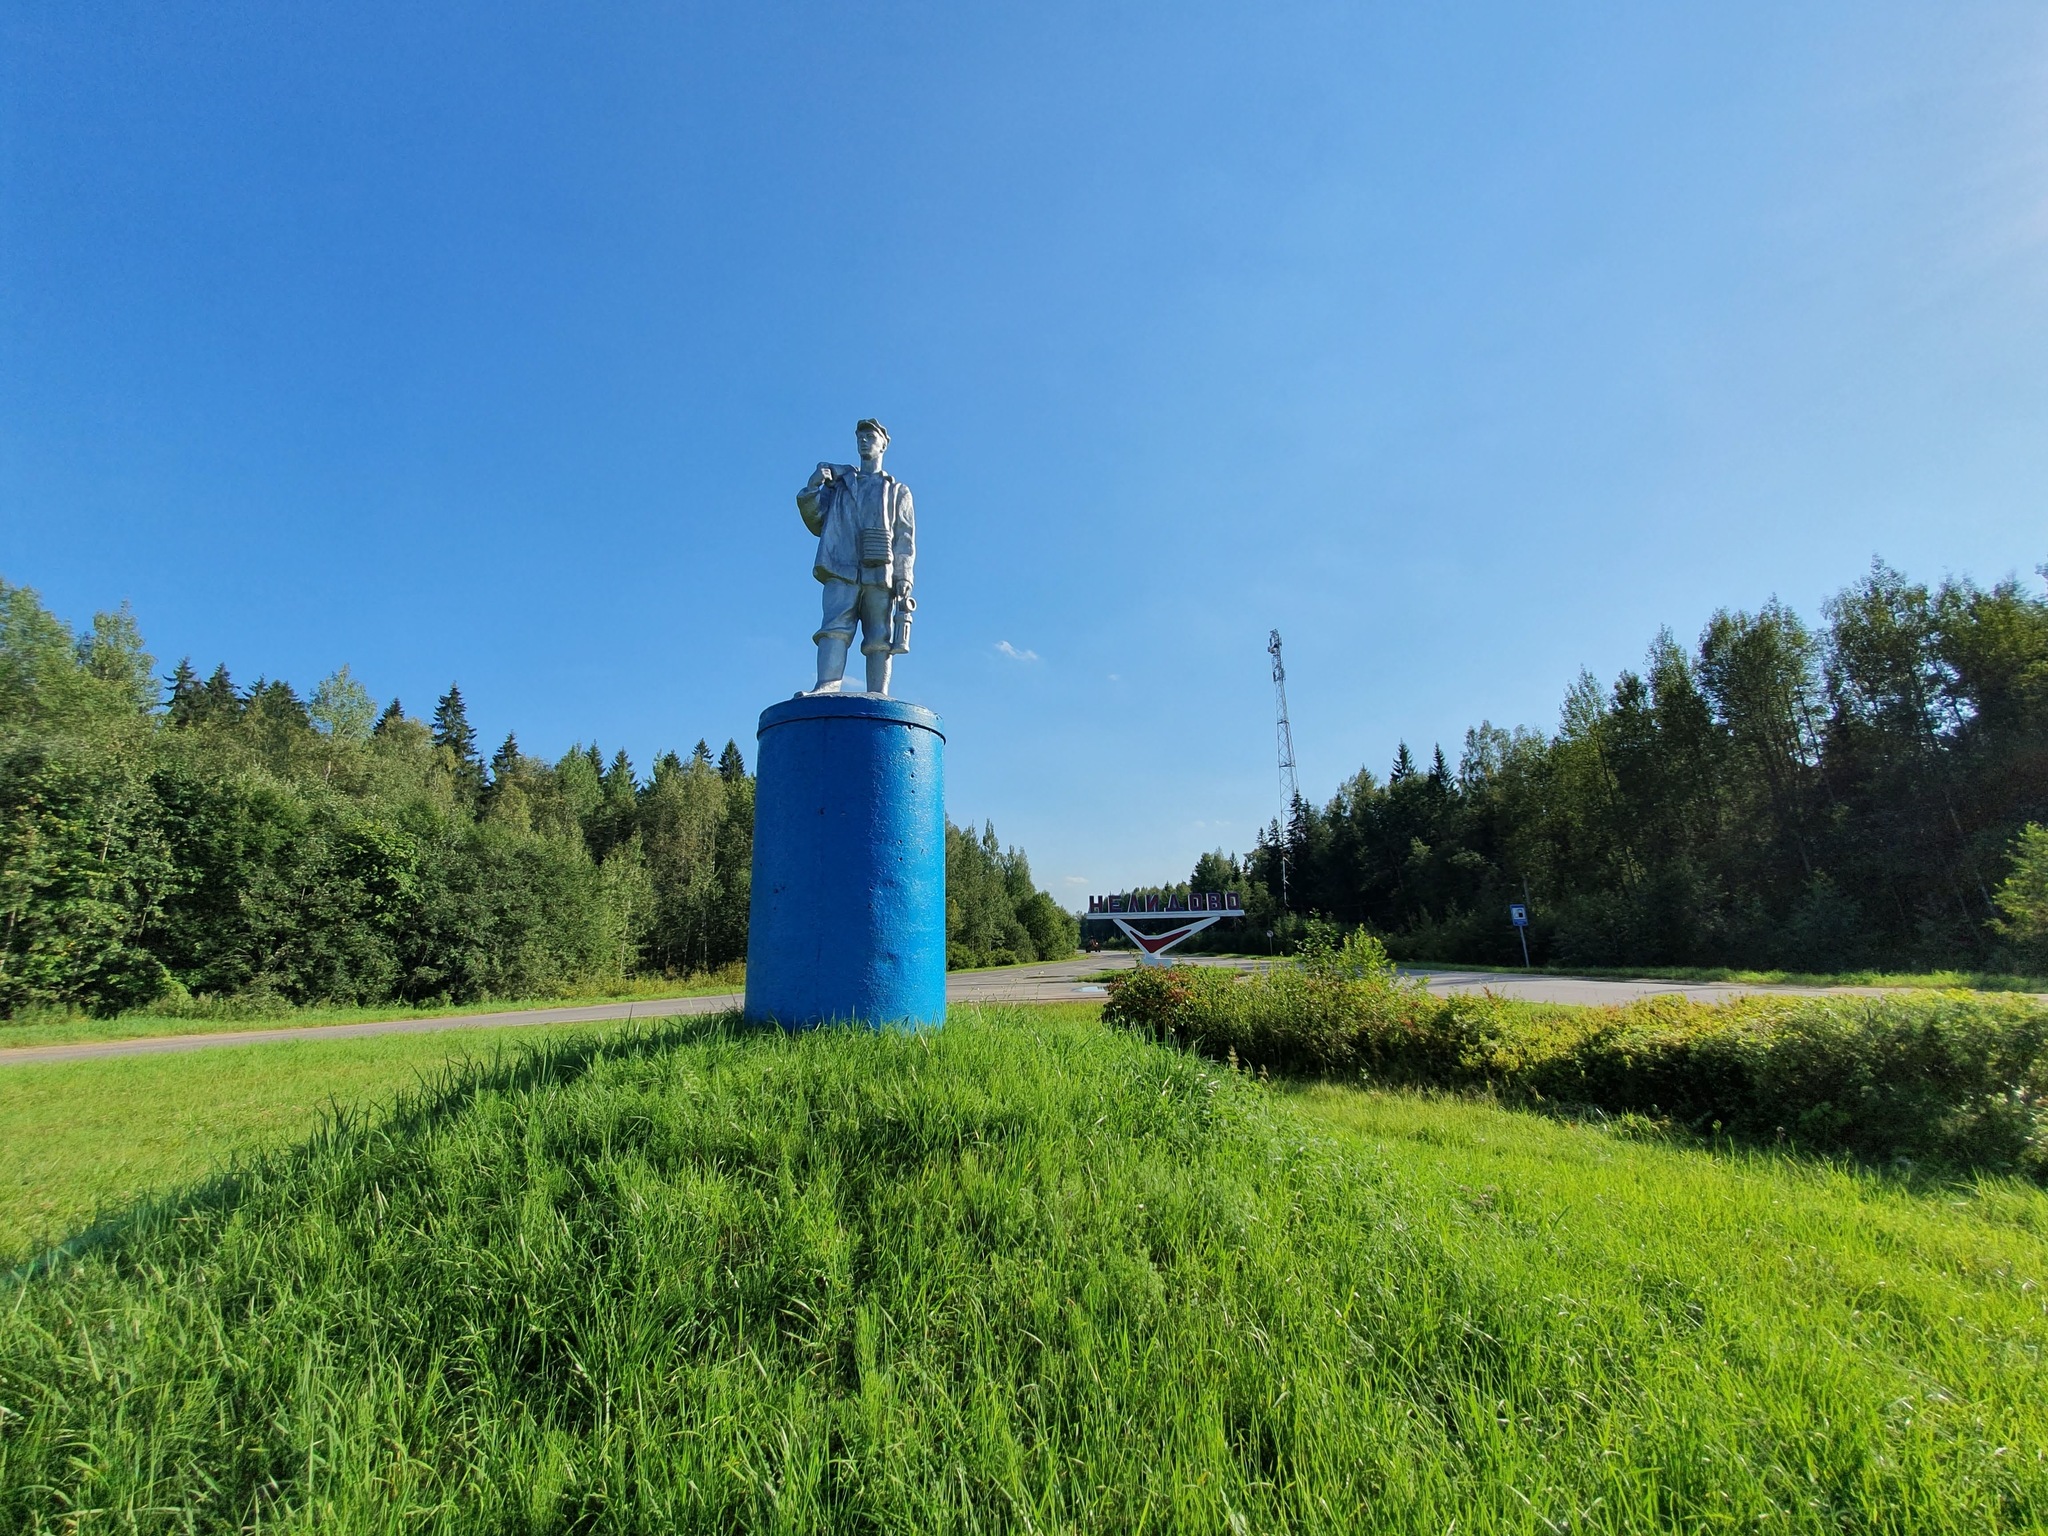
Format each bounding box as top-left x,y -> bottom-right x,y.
0,581 -> 1074,1017
1180,559 -> 2048,972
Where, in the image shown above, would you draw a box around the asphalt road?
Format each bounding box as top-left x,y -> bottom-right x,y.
0,955 -> 1968,1068
968,955 -> 1927,1007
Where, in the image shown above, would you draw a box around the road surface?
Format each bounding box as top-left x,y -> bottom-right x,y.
0,956 -> 1967,1067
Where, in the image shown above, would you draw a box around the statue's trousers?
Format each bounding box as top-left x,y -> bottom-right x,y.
744,694 -> 947,1029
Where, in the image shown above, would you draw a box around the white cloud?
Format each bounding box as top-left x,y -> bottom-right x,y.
1063,875 -> 1089,885
995,640 -> 1039,661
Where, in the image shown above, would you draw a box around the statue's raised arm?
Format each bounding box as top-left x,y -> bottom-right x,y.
796,461 -> 854,536
801,419 -> 915,697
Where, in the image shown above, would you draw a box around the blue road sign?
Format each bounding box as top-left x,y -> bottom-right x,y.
1509,903 -> 1529,927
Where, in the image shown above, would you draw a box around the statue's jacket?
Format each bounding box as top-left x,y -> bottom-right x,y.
797,466 -> 915,596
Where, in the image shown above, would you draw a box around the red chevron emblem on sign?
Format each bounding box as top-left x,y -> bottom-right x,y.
1131,923 -> 1206,955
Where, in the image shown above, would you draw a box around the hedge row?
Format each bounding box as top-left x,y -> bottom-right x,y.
1103,963 -> 2048,1179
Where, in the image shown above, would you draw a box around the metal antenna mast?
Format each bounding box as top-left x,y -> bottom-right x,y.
1268,629 -> 1299,907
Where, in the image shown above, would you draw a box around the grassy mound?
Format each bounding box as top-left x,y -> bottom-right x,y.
2,1008 -> 2044,1531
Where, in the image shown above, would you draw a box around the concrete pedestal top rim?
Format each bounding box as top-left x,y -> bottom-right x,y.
759,692 -> 945,738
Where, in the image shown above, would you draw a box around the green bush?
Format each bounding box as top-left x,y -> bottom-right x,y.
1106,967 -> 2048,1179
142,983 -> 296,1021
1549,992 -> 2048,1174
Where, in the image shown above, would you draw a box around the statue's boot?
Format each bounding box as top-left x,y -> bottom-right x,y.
813,637 -> 849,693
865,653 -> 891,696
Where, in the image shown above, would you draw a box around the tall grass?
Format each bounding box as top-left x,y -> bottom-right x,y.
0,1019 -> 674,1265
1,1007 -> 2043,1531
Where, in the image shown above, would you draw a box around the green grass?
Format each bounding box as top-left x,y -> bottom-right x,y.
2,1005 -> 2045,1531
1076,965 -> 1133,982
1397,957 -> 2048,994
0,971 -> 745,1052
0,1019 -> 652,1267
0,950 -> 1105,1056
0,949 -> 1097,1053
944,954 -> 1087,976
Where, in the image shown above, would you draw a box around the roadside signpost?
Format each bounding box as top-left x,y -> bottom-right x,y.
1509,902 -> 1530,968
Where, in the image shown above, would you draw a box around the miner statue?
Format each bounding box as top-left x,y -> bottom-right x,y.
797,418 -> 916,695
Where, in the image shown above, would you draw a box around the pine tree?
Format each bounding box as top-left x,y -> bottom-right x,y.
480,731 -> 530,825
1391,742 -> 1417,781
238,678 -> 315,778
491,731 -> 522,783
431,684 -> 485,800
165,658 -> 202,725
373,698 -> 405,737
587,749 -> 639,859
691,739 -> 713,767
432,684 -> 477,762
244,678 -> 310,728
717,740 -> 746,781
198,664 -> 241,725
1991,823 -> 2048,965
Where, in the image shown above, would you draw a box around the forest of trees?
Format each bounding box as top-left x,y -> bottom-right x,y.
946,821 -> 1080,971
1213,559 -> 2048,973
0,581 -> 1074,1017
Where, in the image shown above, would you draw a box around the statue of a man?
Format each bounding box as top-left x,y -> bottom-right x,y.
797,418 -> 916,695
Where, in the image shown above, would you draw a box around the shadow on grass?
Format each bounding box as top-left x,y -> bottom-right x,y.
6,1010 -> 755,1287
1158,1024 -> 2037,1196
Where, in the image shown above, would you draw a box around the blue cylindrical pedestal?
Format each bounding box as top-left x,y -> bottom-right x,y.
744,693 -> 947,1029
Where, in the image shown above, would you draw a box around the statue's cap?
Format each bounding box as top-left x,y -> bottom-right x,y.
855,417 -> 890,442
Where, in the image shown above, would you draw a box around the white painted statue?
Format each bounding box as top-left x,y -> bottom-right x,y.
797,418 -> 916,696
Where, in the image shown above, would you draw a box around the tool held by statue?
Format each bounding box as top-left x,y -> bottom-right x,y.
889,593 -> 915,655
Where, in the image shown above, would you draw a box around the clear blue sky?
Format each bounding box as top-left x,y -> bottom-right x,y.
5,3 -> 2045,903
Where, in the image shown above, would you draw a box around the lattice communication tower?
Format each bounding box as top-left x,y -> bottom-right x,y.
1268,629 -> 1299,907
